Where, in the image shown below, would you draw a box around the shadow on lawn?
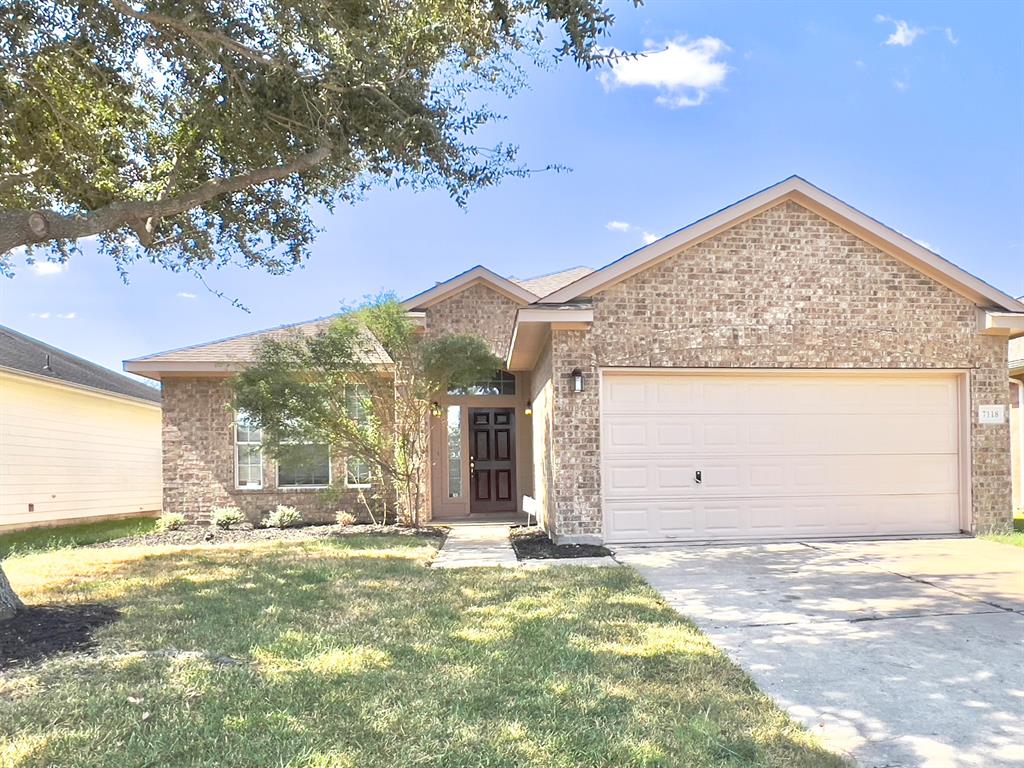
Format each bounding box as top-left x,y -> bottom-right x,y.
0,604 -> 120,670
1,539 -> 850,768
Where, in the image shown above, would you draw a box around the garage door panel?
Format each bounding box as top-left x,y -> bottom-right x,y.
602,373 -> 959,415
601,371 -> 963,543
602,413 -> 958,458
604,453 -> 959,500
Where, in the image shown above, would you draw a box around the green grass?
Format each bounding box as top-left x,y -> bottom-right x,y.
0,517 -> 158,559
0,535 -> 847,768
982,531 -> 1024,548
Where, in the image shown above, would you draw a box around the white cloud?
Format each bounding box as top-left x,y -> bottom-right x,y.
31,312 -> 51,319
30,311 -> 76,320
945,28 -> 958,45
641,232 -> 658,245
599,36 -> 730,108
853,59 -> 866,69
892,78 -> 909,91
876,16 -> 924,47
605,221 -> 632,232
57,312 -> 76,319
177,291 -> 197,299
31,260 -> 66,276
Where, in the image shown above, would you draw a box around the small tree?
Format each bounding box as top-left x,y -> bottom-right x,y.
234,297 -> 500,525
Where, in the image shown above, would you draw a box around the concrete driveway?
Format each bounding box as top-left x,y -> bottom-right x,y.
615,537 -> 1024,768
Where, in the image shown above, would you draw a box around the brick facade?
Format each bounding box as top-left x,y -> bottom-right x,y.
155,200 -> 1014,539
423,282 -> 520,358
546,201 -> 1012,540
161,377 -> 378,524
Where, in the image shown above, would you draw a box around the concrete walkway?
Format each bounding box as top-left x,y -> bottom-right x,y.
431,523 -> 519,568
617,537 -> 1024,768
431,523 -> 619,569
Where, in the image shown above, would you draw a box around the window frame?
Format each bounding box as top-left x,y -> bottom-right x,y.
447,370 -> 516,397
446,404 -> 463,499
234,412 -> 264,491
277,443 -> 332,490
344,384 -> 373,489
344,455 -> 372,489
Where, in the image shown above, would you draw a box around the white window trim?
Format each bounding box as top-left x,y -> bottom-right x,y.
344,455 -> 372,489
277,443 -> 333,490
234,413 -> 263,491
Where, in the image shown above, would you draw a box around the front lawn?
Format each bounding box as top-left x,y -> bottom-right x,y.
0,517 -> 158,558
0,535 -> 846,768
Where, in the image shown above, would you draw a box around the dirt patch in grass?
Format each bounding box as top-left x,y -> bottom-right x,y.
1,604 -> 120,670
509,526 -> 612,560
90,523 -> 445,549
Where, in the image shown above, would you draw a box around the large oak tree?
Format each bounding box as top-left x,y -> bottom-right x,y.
0,0 -> 632,275
0,0 -> 636,619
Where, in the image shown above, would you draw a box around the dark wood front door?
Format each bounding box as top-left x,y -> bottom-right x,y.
470,408 -> 517,514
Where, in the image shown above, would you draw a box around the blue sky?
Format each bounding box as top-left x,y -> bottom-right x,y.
2,0 -> 1022,376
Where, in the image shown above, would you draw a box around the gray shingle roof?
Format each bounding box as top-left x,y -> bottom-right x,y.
512,266 -> 594,297
127,315 -> 392,366
0,325 -> 161,403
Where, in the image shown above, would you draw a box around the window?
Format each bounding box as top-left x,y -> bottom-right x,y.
278,444 -> 331,488
345,456 -> 371,487
447,405 -> 462,498
235,412 -> 263,489
448,370 -> 516,396
345,385 -> 372,488
346,384 -> 370,422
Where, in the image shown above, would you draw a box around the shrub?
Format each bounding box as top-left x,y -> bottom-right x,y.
155,513 -> 186,532
263,505 -> 302,529
335,511 -> 358,527
211,507 -> 245,530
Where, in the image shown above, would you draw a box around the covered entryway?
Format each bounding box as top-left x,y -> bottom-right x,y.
601,370 -> 965,543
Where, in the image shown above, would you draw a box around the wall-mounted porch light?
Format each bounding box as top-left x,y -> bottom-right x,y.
571,368 -> 584,393
524,401 -> 533,416
430,401 -> 443,417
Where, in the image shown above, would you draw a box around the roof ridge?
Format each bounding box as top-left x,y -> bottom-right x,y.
127,312 -> 344,362
511,265 -> 593,283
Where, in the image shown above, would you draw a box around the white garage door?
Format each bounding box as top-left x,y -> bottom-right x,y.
601,371 -> 963,543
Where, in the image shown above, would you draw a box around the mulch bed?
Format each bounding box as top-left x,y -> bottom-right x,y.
509,526 -> 612,560
0,604 -> 120,671
90,523 -> 445,549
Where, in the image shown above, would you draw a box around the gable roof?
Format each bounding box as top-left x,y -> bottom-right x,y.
512,266 -> 594,297
124,315 -> 391,380
540,176 -> 1024,312
0,325 -> 161,403
401,265 -> 538,310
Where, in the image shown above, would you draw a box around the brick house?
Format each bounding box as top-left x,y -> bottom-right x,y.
126,177 -> 1024,543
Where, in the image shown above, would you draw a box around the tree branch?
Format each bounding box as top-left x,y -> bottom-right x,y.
0,145 -> 332,255
108,0 -> 287,70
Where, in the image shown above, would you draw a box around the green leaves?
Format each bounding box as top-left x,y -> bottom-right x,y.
1,0 -> 631,273
232,296 -> 500,522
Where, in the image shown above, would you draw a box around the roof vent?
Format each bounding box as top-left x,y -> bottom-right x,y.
42,353 -> 53,373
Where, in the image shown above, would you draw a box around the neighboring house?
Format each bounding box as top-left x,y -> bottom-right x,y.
1011,336 -> 1024,511
125,177 -> 1024,543
0,326 -> 162,532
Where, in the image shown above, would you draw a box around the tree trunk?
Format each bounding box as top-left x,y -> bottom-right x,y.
0,562 -> 25,621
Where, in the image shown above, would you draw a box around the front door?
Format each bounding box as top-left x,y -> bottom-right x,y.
470,408 -> 517,514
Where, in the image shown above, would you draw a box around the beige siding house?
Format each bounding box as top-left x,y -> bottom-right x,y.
126,177 -> 1024,542
1,327 -> 162,532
